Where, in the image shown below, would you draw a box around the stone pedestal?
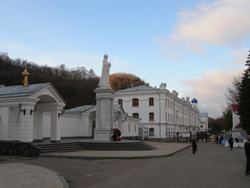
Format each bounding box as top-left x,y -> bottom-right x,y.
94,86 -> 114,141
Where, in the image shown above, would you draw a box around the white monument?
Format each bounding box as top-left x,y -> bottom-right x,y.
94,54 -> 114,141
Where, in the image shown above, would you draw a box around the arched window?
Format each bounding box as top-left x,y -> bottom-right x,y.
132,113 -> 139,118
132,98 -> 139,106
149,128 -> 154,136
149,97 -> 154,106
118,99 -> 123,107
149,112 -> 154,121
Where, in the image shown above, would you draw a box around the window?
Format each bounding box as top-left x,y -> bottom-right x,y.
134,125 -> 137,133
149,97 -> 154,106
118,99 -> 123,107
132,113 -> 139,118
149,112 -> 154,121
132,98 -> 139,106
149,128 -> 154,136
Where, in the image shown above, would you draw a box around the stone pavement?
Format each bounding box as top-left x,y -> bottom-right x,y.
0,142 -> 190,188
41,141 -> 190,159
0,162 -> 69,188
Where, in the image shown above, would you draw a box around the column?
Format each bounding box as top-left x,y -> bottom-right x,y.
94,87 -> 114,141
37,111 -> 44,141
50,110 -> 61,142
20,106 -> 34,142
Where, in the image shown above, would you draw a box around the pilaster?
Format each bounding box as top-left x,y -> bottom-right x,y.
20,106 -> 34,142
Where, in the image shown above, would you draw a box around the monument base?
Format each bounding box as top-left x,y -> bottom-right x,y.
94,129 -> 113,141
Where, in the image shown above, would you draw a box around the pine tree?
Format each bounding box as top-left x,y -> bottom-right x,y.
237,51 -> 250,133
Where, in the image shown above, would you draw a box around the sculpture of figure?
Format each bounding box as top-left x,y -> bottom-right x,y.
99,54 -> 111,87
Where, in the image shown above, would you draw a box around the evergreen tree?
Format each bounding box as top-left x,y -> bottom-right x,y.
237,51 -> 250,133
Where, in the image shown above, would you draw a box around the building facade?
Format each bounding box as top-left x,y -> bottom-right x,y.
0,84 -> 139,142
114,83 -> 200,140
199,112 -> 208,132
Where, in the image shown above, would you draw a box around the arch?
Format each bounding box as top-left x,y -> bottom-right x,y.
149,128 -> 154,136
37,94 -> 57,103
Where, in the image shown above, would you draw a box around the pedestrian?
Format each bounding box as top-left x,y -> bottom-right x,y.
192,138 -> 197,154
244,135 -> 250,175
229,135 -> 234,150
235,138 -> 239,143
215,135 -> 219,144
219,135 -> 223,144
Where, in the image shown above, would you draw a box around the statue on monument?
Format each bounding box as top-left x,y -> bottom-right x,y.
98,54 -> 111,87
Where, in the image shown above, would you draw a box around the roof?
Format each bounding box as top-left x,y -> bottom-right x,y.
65,104 -> 125,115
191,98 -> 198,103
65,105 -> 95,114
116,85 -> 158,92
199,112 -> 208,117
0,83 -> 51,98
113,104 -> 125,114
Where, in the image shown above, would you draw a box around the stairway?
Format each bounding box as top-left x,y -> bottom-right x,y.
35,141 -> 156,153
80,142 -> 156,151
36,142 -> 83,153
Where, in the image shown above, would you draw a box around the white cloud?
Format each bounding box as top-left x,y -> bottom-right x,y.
156,0 -> 250,55
181,68 -> 244,118
4,43 -> 34,51
227,48 -> 249,65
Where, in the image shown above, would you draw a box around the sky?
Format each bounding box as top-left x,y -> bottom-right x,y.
0,0 -> 250,118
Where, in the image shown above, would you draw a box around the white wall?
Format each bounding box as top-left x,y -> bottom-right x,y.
0,107 -> 9,140
43,112 -> 51,138
61,114 -> 82,137
121,117 -> 139,137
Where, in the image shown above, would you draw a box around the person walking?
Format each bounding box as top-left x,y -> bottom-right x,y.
192,138 -> 197,154
244,135 -> 250,175
219,135 -> 223,144
229,135 -> 234,150
215,136 -> 219,144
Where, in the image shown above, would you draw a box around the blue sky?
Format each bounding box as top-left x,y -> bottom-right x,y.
1,0 -> 250,118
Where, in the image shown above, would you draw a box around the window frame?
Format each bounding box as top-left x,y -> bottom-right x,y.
149,97 -> 154,106
132,98 -> 139,107
118,99 -> 123,107
132,113 -> 139,118
149,112 -> 154,121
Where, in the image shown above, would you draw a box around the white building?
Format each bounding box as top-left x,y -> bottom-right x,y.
199,112 -> 208,132
0,83 -> 65,142
114,83 -> 200,140
0,82 -> 140,143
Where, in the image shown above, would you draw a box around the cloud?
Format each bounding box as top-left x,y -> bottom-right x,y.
156,0 -> 250,55
4,43 -> 34,51
227,48 -> 249,65
181,69 -> 244,118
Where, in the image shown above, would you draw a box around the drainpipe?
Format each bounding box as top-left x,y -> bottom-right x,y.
157,91 -> 161,141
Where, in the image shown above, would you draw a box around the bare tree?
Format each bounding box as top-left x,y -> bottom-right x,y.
225,76 -> 241,105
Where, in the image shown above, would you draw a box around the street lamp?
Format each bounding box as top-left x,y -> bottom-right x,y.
18,103 -> 26,116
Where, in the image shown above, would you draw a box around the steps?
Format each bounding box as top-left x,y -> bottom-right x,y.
36,142 -> 83,153
36,141 -> 156,153
79,142 -> 156,151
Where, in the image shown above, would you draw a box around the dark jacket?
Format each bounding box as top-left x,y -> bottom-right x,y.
229,137 -> 234,146
192,139 -> 197,152
245,140 -> 250,157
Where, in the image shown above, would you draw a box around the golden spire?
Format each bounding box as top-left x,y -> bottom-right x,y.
22,63 -> 29,86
